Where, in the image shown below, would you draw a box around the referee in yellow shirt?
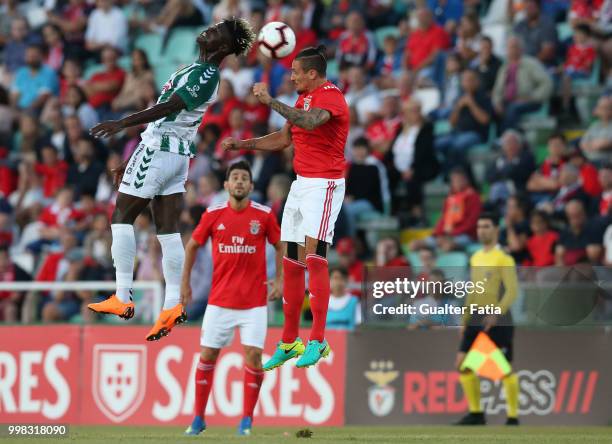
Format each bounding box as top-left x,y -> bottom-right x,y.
455,212 -> 520,426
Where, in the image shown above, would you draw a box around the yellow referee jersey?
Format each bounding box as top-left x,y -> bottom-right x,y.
463,245 -> 518,323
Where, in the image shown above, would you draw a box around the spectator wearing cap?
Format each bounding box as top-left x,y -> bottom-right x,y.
411,167 -> 481,252
336,11 -> 377,71
525,210 -> 559,266
598,163 -> 612,217
336,237 -> 364,299
326,267 -> 361,331
0,245 -> 31,322
555,200 -> 603,266
10,44 -> 59,110
513,0 -> 558,65
435,68 -> 493,174
403,7 -> 451,80
580,96 -> 612,162
386,99 -> 439,223
527,133 -> 568,203
85,0 -> 128,54
486,129 -> 536,206
492,36 -> 552,132
470,35 -> 501,95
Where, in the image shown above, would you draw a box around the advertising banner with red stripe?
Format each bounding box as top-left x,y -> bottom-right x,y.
344,329 -> 612,425
0,326 -> 346,426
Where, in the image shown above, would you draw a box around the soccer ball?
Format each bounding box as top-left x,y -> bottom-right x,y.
257,22 -> 296,59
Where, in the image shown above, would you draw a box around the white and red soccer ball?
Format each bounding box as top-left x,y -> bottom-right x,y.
257,22 -> 296,59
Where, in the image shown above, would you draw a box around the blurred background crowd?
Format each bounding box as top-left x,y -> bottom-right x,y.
0,0 -> 610,328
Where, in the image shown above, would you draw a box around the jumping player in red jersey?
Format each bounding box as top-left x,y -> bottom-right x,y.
222,45 -> 349,369
182,161 -> 282,436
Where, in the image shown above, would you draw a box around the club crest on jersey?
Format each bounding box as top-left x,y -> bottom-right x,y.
303,96 -> 312,111
250,220 -> 261,235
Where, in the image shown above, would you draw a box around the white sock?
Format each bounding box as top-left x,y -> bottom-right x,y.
157,233 -> 185,309
111,224 -> 136,303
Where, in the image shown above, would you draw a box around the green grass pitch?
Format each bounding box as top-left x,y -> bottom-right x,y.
4,426 -> 611,444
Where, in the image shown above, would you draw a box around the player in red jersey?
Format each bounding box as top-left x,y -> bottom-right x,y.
181,161 -> 282,436
222,45 -> 349,369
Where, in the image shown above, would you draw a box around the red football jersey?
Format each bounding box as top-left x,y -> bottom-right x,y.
291,81 -> 349,179
191,200 -> 281,309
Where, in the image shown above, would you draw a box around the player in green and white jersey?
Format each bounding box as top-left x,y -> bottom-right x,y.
87,18 -> 256,341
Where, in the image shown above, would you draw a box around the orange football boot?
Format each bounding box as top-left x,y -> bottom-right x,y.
87,294 -> 135,319
145,304 -> 187,341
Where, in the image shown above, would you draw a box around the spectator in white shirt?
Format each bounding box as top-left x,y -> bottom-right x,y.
85,0 -> 128,54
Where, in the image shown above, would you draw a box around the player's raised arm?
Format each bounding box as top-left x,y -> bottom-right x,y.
252,82 -> 331,131
90,94 -> 187,138
222,122 -> 293,152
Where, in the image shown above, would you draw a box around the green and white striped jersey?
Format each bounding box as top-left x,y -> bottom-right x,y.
140,61 -> 220,158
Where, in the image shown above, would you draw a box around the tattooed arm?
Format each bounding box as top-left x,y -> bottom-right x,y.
252,82 -> 331,130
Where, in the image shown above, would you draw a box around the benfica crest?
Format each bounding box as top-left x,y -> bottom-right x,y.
92,344 -> 147,423
250,219 -> 261,235
303,96 -> 312,111
364,360 -> 399,417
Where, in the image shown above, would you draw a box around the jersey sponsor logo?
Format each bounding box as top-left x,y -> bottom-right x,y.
219,236 -> 257,254
186,84 -> 200,98
250,220 -> 261,235
217,223 -> 226,230
92,344 -> 147,423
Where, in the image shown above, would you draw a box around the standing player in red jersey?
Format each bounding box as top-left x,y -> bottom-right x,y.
222,45 -> 349,369
181,161 -> 282,436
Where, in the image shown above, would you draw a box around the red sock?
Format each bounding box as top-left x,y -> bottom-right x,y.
306,254 -> 330,342
194,358 -> 215,418
281,257 -> 306,343
243,365 -> 264,418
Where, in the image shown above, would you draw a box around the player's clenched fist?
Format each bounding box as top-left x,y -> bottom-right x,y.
252,82 -> 272,105
221,137 -> 240,151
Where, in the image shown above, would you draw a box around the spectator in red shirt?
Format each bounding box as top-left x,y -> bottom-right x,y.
537,164 -> 592,221
526,210 -> 559,266
404,7 -> 450,79
35,144 -> 68,199
598,163 -> 612,217
562,24 -> 596,112
527,133 -> 568,203
279,8 -> 318,69
37,188 -> 85,247
567,147 -> 602,197
365,95 -> 401,154
83,46 -> 125,115
336,237 -> 364,298
242,89 -> 270,130
216,108 -> 253,166
336,11 -> 377,71
376,236 -> 410,267
411,167 -> 482,252
201,79 -> 241,134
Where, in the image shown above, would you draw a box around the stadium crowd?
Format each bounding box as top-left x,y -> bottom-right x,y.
0,0 -> 610,326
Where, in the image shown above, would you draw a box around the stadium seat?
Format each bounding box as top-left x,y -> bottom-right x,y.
118,55 -> 131,71
135,32 -> 164,64
375,26 -> 400,49
557,22 -> 573,42
163,27 -> 199,65
434,119 -> 451,136
326,59 -> 339,81
154,63 -> 180,89
436,252 -> 468,268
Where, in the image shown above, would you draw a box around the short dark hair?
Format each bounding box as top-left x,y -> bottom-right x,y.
295,45 -> 327,76
222,18 -> 256,56
352,136 -> 370,150
330,266 -> 349,279
575,23 -> 591,36
478,211 -> 500,227
226,160 -> 253,182
530,209 -> 551,228
548,132 -> 566,143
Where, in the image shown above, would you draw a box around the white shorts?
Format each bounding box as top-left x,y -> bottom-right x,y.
281,176 -> 345,244
200,305 -> 268,349
118,144 -> 189,199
